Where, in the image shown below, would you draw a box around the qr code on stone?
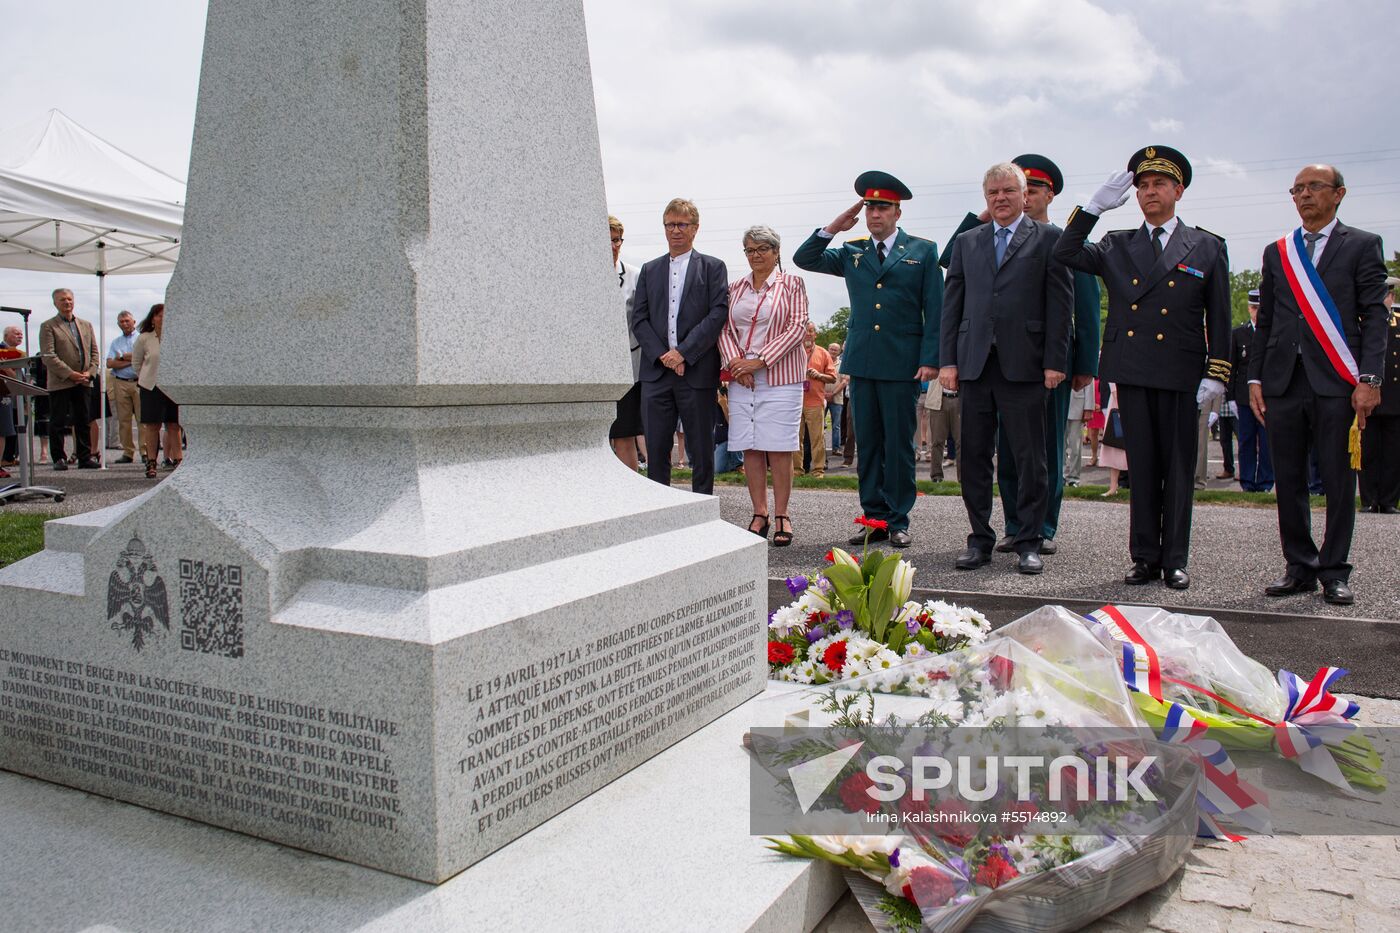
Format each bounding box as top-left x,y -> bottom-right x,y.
178,559 -> 244,659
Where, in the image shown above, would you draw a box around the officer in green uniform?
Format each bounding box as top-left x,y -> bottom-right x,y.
794,171 -> 942,547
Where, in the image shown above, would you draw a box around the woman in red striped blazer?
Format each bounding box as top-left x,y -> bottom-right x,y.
721,224 -> 810,546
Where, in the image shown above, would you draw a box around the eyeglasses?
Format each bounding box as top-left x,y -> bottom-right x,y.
742,245 -> 774,257
663,222 -> 693,231
610,236 -> 623,244
1288,182 -> 1339,196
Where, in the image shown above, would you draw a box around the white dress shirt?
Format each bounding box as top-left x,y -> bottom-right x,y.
667,250 -> 692,349
1143,214 -> 1180,252
1301,217 -> 1339,266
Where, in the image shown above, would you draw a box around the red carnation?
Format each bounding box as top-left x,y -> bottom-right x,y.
767,641 -> 795,666
824,549 -> 836,563
988,655 -> 1015,692
974,853 -> 1019,889
821,640 -> 848,674
838,771 -> 880,814
854,516 -> 889,530
932,799 -> 975,848
902,865 -> 956,908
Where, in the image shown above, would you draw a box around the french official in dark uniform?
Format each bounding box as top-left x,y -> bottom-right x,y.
1359,278 -> 1400,513
1250,165 -> 1389,604
794,172 -> 942,547
1232,289 -> 1274,491
1054,146 -> 1232,590
935,155 -> 1101,555
939,162 -> 1073,574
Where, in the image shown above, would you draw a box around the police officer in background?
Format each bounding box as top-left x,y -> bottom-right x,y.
795,171 -> 943,547
1231,289 -> 1273,491
1359,277 -> 1400,513
1054,146 -> 1232,590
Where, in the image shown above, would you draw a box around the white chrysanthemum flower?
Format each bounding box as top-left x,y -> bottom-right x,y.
768,604 -> 808,638
869,647 -> 903,670
796,588 -> 832,615
792,661 -> 818,684
902,641 -> 930,660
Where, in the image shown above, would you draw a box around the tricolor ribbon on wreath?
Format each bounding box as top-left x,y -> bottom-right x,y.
1089,606 -> 1366,802
1087,606 -> 1282,839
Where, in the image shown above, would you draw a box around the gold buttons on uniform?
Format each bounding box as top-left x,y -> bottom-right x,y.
874,325 -> 881,332
1131,304 -> 1138,310
1156,334 -> 1164,341
1161,309 -> 1168,315
875,303 -> 881,309
876,283 -> 883,289
1132,278 -> 1139,285
1127,330 -> 1135,337
1168,281 -> 1176,287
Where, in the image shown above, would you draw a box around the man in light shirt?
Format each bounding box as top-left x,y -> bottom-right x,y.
106,310 -> 140,463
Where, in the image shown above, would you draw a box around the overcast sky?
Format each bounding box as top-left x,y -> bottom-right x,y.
2,0 -> 1397,340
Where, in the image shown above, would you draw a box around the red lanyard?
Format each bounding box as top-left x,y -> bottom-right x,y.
738,278 -> 775,357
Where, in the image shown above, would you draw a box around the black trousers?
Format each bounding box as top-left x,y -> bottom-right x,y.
1218,414 -> 1235,475
959,354 -> 1048,555
47,384 -> 92,463
1116,384 -> 1197,569
641,372 -> 715,495
1265,360 -> 1356,583
1359,414 -> 1400,510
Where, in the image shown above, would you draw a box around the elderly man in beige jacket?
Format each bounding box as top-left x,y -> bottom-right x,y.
38,287 -> 100,469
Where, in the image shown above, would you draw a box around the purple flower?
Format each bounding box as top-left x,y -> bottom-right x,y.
814,576 -> 833,594
836,610 -> 855,630
905,617 -> 920,636
889,847 -> 901,868
785,576 -> 809,597
805,626 -> 826,643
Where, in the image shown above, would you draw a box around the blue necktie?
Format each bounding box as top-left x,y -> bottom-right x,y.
995,226 -> 1010,267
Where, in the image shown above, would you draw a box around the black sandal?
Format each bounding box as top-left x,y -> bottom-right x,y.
748,514 -> 770,538
773,515 -> 794,547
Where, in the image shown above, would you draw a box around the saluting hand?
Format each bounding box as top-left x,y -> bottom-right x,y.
1086,170 -> 1135,215
824,200 -> 865,235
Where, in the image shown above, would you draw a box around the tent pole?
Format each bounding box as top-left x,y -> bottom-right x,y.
97,241 -> 107,470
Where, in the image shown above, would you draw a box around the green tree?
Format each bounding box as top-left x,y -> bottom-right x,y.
1230,269 -> 1262,325
1387,250 -> 1400,279
814,306 -> 850,347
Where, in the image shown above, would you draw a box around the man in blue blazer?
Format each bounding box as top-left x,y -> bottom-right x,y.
939,162 -> 1073,574
631,198 -> 730,495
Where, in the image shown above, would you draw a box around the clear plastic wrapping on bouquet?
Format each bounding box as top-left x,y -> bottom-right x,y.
1082,605 -> 1285,721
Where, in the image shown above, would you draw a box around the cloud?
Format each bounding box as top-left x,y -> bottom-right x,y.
1149,118 -> 1184,134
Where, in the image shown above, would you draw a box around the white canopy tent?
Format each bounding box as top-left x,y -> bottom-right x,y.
0,109 -> 185,464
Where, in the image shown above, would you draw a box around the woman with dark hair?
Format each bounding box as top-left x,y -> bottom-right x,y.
131,303 -> 181,478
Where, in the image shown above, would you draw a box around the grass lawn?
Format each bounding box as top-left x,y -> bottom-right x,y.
673,469 -> 1326,509
0,513 -> 50,568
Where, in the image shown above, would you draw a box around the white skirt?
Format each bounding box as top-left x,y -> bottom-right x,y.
727,369 -> 802,452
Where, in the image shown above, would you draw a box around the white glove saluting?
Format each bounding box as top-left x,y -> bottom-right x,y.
1196,378 -> 1226,407
1085,170 -> 1135,216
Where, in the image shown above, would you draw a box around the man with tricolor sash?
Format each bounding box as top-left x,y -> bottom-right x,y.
1248,164 -> 1388,606
1054,145 -> 1232,591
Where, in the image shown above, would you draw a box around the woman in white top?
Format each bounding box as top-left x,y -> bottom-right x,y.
719,225 -> 809,546
131,303 -> 181,478
607,215 -> 643,470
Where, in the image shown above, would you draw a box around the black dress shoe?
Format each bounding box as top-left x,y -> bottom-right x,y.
52,460 -> 68,472
1163,568 -> 1190,590
1265,575 -> 1317,597
994,535 -> 1015,553
849,527 -> 889,546
1383,505 -> 1400,515
1124,561 -> 1161,585
955,548 -> 991,570
77,458 -> 100,469
1040,539 -> 1057,555
889,529 -> 912,548
1322,580 -> 1354,605
1017,552 -> 1044,575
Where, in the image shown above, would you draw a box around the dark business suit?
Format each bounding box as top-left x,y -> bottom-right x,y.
1231,320 -> 1273,491
942,216 -> 1073,554
1055,212 -> 1231,570
631,249 -> 730,495
1251,222 -> 1388,582
1359,306 -> 1400,511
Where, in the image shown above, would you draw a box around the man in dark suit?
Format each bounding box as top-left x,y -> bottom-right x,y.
1231,290 -> 1273,491
631,198 -> 730,495
940,162 -> 1072,573
1359,278 -> 1400,513
1249,165 -> 1389,605
794,171 -> 942,548
1055,146 -> 1232,590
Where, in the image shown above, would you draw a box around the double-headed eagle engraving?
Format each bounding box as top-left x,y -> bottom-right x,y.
106,535 -> 170,652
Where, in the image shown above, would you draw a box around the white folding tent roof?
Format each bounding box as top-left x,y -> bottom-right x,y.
0,109 -> 186,464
